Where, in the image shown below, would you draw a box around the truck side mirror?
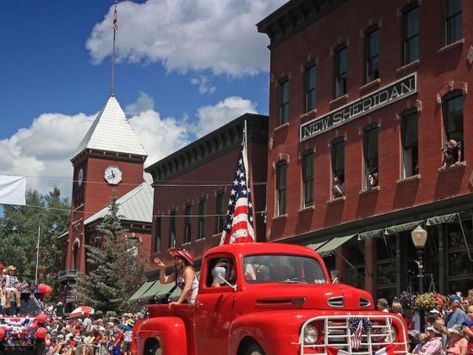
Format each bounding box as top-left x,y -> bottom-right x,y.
330,270 -> 339,284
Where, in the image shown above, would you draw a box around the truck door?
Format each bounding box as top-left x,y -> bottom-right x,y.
194,255 -> 238,355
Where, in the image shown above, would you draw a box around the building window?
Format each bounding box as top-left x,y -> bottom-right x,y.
344,240 -> 365,289
331,138 -> 345,198
215,191 -> 225,234
198,198 -> 207,238
401,111 -> 419,178
442,91 -> 464,168
184,205 -> 192,243
334,45 -> 347,98
302,151 -> 314,208
279,79 -> 289,125
365,28 -> 380,82
443,91 -> 464,143
363,125 -> 378,190
169,209 -> 176,247
153,216 -> 161,253
276,161 -> 287,216
403,5 -> 419,64
445,0 -> 462,44
305,64 -> 316,112
376,235 -> 397,300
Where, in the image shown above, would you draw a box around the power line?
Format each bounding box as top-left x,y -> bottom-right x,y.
11,203 -> 267,218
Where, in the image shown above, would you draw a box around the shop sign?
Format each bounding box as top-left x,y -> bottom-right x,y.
300,72 -> 417,141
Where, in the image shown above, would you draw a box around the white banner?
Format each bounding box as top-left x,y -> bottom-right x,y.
0,176 -> 26,206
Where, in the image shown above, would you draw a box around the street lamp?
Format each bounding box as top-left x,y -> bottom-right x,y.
411,225 -> 428,293
411,225 -> 428,332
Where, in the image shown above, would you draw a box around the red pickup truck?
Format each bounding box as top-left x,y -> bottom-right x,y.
134,243 -> 408,355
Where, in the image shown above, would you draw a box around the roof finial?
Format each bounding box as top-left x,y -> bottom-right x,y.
110,0 -> 118,97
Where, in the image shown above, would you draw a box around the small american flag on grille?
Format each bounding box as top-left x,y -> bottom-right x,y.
351,319 -> 363,349
220,142 -> 255,245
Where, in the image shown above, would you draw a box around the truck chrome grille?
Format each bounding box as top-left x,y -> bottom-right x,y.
299,314 -> 409,355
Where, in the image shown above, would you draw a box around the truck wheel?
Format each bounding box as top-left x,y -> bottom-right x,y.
146,342 -> 162,355
243,342 -> 265,355
35,340 -> 46,355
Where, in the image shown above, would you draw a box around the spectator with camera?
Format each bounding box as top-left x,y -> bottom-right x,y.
441,139 -> 462,170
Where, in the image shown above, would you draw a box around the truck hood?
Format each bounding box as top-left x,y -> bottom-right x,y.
244,282 -> 373,311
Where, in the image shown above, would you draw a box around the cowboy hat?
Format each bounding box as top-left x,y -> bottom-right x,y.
169,248 -> 193,265
6,265 -> 16,272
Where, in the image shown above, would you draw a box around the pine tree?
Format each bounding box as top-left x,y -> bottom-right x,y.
76,197 -> 145,313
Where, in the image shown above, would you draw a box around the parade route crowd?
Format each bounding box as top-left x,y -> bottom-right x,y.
42,309 -> 143,355
378,289 -> 473,355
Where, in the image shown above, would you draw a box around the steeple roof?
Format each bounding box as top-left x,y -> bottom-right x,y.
73,95 -> 147,159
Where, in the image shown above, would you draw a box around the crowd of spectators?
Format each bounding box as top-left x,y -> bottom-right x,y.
42,309 -> 144,355
377,289 -> 473,355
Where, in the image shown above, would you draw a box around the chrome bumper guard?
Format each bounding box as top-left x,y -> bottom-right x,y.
299,314 -> 409,355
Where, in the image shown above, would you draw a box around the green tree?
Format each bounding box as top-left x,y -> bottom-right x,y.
76,197 -> 145,313
0,188 -> 69,296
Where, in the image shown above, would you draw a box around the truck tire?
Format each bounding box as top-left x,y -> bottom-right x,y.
35,340 -> 46,355
146,341 -> 162,355
243,342 -> 265,355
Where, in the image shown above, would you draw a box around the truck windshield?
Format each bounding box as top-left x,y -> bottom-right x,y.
243,254 -> 327,284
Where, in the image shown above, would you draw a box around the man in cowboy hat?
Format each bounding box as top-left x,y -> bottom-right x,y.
3,265 -> 21,309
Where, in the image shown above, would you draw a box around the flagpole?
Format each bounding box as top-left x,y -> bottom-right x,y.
111,0 -> 118,96
243,120 -> 257,241
35,226 -> 40,284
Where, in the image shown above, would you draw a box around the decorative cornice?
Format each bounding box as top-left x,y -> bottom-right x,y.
257,0 -> 348,49
145,113 -> 268,183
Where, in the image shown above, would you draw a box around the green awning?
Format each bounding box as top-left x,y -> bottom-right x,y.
139,281 -> 179,301
316,235 -> 356,257
384,221 -> 423,235
426,213 -> 458,226
128,281 -> 154,302
306,241 -> 327,251
358,229 -> 383,240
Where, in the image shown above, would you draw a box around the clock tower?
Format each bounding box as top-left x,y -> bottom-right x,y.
66,95 -> 147,273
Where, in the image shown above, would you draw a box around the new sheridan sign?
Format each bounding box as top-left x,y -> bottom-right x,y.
300,73 -> 417,141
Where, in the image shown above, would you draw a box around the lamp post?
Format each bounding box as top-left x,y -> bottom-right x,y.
411,225 -> 428,332
411,225 -> 428,293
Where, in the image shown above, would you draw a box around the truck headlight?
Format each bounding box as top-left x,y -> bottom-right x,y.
303,324 -> 318,345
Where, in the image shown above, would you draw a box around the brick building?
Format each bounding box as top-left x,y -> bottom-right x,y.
59,95 -> 153,310
130,114 -> 268,299
258,0 -> 473,299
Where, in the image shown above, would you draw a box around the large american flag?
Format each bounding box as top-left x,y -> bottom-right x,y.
220,143 -> 255,245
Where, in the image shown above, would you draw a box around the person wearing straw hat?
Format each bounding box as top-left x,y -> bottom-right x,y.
154,247 -> 198,306
3,265 -> 20,309
446,325 -> 467,355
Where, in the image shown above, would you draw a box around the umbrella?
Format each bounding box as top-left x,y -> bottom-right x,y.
69,306 -> 95,318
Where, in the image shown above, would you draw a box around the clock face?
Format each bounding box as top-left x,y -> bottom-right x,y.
77,168 -> 84,186
104,166 -> 122,185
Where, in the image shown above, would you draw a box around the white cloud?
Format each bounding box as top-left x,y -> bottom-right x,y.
125,91 -> 155,115
0,112 -> 95,199
191,75 -> 216,95
129,110 -> 190,167
196,96 -> 257,137
86,0 -> 286,76
0,94 -> 258,200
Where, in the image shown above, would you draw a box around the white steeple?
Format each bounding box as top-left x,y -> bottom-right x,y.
73,95 -> 147,159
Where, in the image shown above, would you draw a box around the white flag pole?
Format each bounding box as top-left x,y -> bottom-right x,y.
35,226 -> 40,284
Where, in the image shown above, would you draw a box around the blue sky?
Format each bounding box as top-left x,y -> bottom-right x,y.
0,0 -> 285,198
